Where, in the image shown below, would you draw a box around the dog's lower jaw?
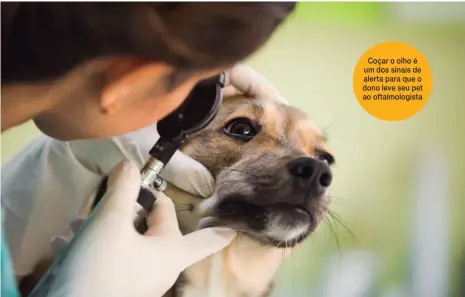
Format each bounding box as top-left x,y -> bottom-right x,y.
163,184 -> 293,297
172,236 -> 286,297
198,215 -> 311,249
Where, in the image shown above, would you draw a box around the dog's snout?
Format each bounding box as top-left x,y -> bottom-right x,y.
288,157 -> 332,192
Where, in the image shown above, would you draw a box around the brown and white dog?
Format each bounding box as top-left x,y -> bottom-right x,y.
161,93 -> 335,297
19,90 -> 334,297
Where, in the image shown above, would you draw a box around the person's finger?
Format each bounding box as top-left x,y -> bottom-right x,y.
70,217 -> 87,235
224,64 -> 256,95
222,85 -> 242,98
96,160 -> 142,221
180,227 -> 236,269
230,64 -> 272,97
161,151 -> 215,198
226,64 -> 289,104
50,236 -> 70,257
145,191 -> 181,236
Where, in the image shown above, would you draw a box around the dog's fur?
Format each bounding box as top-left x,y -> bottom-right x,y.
18,94 -> 334,297
161,94 -> 334,297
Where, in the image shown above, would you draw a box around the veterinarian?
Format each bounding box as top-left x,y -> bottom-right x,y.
1,3 -> 296,297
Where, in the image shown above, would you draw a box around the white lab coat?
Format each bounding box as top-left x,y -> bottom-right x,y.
1,123 -> 160,278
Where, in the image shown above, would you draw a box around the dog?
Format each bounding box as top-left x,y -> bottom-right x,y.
160,93 -> 335,297
18,92 -> 334,297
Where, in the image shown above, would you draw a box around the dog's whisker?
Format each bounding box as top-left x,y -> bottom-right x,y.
325,213 -> 339,233
321,115 -> 347,140
324,217 -> 342,256
327,210 -> 356,240
329,196 -> 346,201
223,168 -> 261,178
328,195 -> 356,207
275,239 -> 284,258
324,218 -> 335,243
312,233 -> 317,249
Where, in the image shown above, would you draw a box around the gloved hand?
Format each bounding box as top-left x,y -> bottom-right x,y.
31,160 -> 236,297
223,64 -> 289,104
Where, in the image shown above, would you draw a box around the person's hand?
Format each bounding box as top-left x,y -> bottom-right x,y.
223,64 -> 289,104
30,160 -> 236,297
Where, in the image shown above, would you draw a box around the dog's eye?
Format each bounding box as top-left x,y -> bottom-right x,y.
315,150 -> 335,165
223,118 -> 259,141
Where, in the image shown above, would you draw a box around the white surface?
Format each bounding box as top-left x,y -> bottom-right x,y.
409,148 -> 450,297
389,3 -> 465,23
319,251 -> 378,297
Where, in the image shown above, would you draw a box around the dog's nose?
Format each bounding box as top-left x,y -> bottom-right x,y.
287,157 -> 332,192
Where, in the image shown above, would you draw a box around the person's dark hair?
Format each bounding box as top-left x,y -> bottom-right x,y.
2,3 -> 296,88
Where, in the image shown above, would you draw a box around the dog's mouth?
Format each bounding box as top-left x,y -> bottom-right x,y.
197,195 -> 317,248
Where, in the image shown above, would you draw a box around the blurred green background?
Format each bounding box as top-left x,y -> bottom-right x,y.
1,2 -> 465,297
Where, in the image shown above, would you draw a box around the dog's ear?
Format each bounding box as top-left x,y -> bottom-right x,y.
223,64 -> 289,105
